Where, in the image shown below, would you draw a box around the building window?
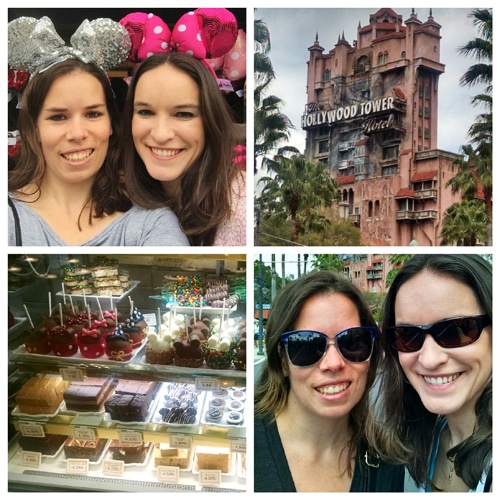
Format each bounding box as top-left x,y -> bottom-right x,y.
357,55 -> 369,72
424,107 -> 430,118
382,145 -> 398,160
382,165 -> 398,176
401,50 -> 406,59
324,69 -> 330,82
318,139 -> 329,154
374,200 -> 380,216
368,201 -> 373,217
424,128 -> 430,139
378,52 -> 383,65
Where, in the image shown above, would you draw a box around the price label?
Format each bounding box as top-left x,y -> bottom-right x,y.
195,377 -> 218,391
169,434 -> 192,448
66,458 -> 89,474
71,427 -> 96,441
102,459 -> 124,476
118,431 -> 142,445
21,451 -> 41,468
199,470 -> 221,485
19,422 -> 45,438
157,466 -> 180,483
60,367 -> 84,382
230,439 -> 246,453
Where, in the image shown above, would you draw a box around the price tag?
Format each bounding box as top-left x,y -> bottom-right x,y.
66,458 -> 89,474
71,427 -> 96,441
157,466 -> 180,483
199,470 -> 221,485
118,431 -> 142,445
19,422 -> 45,438
143,313 -> 156,327
21,451 -> 41,468
195,377 -> 218,391
230,439 -> 246,453
59,367 -> 84,382
102,459 -> 124,476
169,434 -> 192,448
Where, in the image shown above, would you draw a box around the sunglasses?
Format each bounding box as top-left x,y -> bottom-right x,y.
280,327 -> 377,367
387,314 -> 491,353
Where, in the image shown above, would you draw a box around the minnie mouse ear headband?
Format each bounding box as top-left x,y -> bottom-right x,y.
8,16 -> 131,77
119,8 -> 238,77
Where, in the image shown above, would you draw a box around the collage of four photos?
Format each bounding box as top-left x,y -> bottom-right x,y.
7,5 -> 493,494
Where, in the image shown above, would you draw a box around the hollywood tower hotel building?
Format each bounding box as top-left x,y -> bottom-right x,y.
302,8 -> 463,245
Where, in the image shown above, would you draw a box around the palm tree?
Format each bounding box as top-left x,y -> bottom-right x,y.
257,154 -> 339,244
446,144 -> 492,245
446,9 -> 493,245
254,18 -> 296,173
440,199 -> 487,246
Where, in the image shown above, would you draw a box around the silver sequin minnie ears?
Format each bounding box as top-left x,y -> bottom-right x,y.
8,16 -> 132,77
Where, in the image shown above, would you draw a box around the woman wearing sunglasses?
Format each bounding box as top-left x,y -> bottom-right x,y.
254,270 -> 405,492
370,254 -> 492,492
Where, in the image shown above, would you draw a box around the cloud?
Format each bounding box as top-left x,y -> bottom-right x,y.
256,7 -> 483,156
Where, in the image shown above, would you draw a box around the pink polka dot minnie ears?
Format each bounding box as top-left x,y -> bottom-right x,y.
8,16 -> 132,77
119,8 -> 244,80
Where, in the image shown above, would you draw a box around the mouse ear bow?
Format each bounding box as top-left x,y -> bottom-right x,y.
171,8 -> 238,60
8,16 -> 131,76
71,18 -> 132,73
119,12 -> 172,63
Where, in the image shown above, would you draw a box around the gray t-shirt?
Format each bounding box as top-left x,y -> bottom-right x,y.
8,195 -> 189,246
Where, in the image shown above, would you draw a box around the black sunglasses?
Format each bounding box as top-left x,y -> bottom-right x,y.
280,327 -> 377,367
387,314 -> 491,353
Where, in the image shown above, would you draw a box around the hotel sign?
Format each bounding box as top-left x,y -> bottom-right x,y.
301,96 -> 395,129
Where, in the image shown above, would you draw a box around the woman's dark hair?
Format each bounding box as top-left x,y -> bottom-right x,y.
122,52 -> 240,246
370,254 -> 492,490
9,58 -> 132,218
255,269 -> 381,474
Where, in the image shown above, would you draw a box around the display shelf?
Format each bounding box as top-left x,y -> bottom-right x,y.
56,280 -> 140,304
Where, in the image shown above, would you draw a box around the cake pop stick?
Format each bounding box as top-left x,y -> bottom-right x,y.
96,297 -> 103,320
69,295 -> 75,315
129,297 -> 133,315
23,304 -> 34,328
48,292 -> 52,316
109,291 -> 113,311
61,282 -> 66,304
157,307 -> 161,336
83,288 -> 87,309
59,303 -> 63,327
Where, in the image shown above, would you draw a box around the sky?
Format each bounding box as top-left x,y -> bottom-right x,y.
255,7 -> 485,157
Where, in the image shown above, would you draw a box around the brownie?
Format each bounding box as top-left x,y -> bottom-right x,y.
104,379 -> 158,422
109,440 -> 149,463
18,434 -> 67,455
63,377 -> 118,412
63,437 -> 108,461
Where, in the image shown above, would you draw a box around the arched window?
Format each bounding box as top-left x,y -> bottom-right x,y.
324,69 -> 330,82
374,200 -> 380,216
401,50 -> 406,59
378,52 -> 383,65
368,201 -> 373,217
357,55 -> 368,72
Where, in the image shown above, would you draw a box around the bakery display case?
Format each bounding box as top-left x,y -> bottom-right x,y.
8,253 -> 247,492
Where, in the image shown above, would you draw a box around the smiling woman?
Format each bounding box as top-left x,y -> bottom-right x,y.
7,16 -> 189,247
369,254 -> 492,492
254,269 -> 405,492
122,51 -> 246,246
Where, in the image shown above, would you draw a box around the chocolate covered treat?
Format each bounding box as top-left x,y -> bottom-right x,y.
105,324 -> 133,361
204,408 -> 224,423
23,327 -> 51,354
63,437 -> 108,461
49,325 -> 78,357
157,383 -> 200,424
63,377 -> 118,412
226,410 -> 244,425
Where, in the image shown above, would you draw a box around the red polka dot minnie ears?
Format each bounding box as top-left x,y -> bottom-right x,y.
8,16 -> 132,78
119,9 -> 244,80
